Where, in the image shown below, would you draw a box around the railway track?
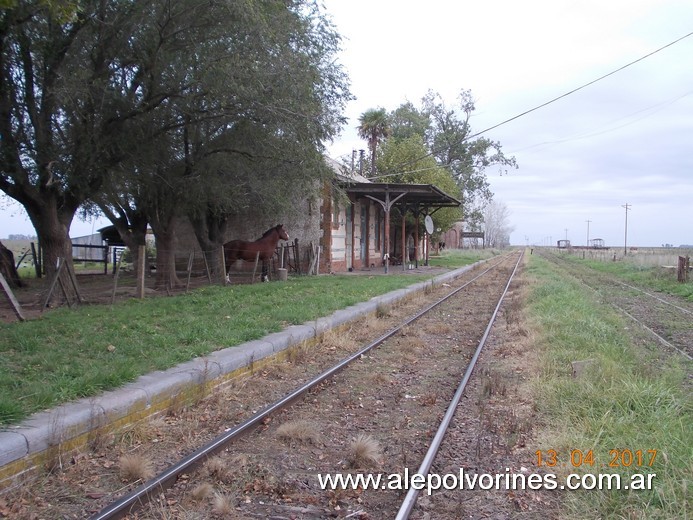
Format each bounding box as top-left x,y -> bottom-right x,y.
538,250 -> 693,361
7,251 -> 528,519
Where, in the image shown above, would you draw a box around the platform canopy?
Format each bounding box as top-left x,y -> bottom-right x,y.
338,181 -> 461,273
339,182 -> 461,213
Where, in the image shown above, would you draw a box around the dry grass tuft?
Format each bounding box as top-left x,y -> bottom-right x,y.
118,453 -> 154,482
117,418 -> 156,447
212,492 -> 235,515
348,434 -> 382,468
189,482 -> 214,501
481,368 -> 507,397
321,329 -> 357,352
261,362 -> 289,379
398,335 -> 426,353
204,456 -> 230,481
276,419 -> 320,445
351,315 -> 381,340
376,302 -> 392,318
87,427 -> 113,453
286,342 -> 311,364
166,393 -> 187,417
217,377 -> 249,404
502,295 -> 523,325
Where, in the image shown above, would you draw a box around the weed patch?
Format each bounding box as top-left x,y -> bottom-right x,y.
1,274 -> 440,426
526,255 -> 690,519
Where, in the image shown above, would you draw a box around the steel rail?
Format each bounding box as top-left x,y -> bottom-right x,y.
395,250 -> 524,519
618,307 -> 692,361
615,280 -> 693,316
539,251 -> 692,361
90,253 -> 518,520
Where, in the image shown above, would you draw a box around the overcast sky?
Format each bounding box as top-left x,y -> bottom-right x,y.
321,0 -> 693,248
1,0 -> 691,247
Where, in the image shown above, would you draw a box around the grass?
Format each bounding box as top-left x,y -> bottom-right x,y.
3,264 -> 492,426
525,254 -> 691,519
427,247 -> 500,268
557,251 -> 693,301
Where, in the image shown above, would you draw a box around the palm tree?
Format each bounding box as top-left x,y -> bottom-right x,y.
357,108 -> 390,177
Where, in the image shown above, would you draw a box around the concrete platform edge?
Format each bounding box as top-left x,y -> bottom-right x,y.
0,260 -> 482,489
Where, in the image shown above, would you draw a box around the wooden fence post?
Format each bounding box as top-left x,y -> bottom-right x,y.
219,246 -> 227,286
678,256 -> 690,283
136,245 -> 146,298
251,251 -> 260,283
30,242 -> 41,278
111,249 -> 125,305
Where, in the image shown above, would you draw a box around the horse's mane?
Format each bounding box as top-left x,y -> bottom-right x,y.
261,224 -> 282,238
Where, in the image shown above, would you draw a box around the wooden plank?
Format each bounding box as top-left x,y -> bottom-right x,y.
201,249 -> 212,283
65,260 -> 83,303
57,275 -> 73,308
185,251 -> 194,293
0,272 -> 25,321
43,260 -> 66,310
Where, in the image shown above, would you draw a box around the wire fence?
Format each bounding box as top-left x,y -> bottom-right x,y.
0,239 -> 322,322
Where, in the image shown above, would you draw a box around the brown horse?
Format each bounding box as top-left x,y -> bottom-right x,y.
223,224 -> 290,282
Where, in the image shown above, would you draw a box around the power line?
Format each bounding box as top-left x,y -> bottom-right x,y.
378,30 -> 693,175
508,89 -> 693,154
466,30 -> 693,141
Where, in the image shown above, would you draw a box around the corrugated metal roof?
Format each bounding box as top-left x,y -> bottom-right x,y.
340,181 -> 461,209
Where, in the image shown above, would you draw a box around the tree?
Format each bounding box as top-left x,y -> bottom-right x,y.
389,101 -> 430,141
0,1 -> 130,276
381,91 -> 517,227
0,0 -> 351,287
377,135 -> 461,235
422,90 -> 517,218
483,200 -> 514,248
182,0 -> 351,281
357,108 -> 390,177
0,1 -> 203,278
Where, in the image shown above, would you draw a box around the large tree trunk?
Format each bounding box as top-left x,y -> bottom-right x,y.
149,215 -> 182,289
113,217 -> 148,278
29,203 -> 75,279
189,208 -> 228,279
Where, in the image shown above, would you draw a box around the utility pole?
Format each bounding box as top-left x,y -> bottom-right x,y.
586,220 -> 591,247
565,228 -> 568,240
622,203 -> 631,256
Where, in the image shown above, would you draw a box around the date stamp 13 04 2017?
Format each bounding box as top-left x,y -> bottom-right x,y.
535,449 -> 658,468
